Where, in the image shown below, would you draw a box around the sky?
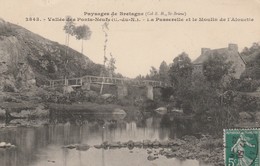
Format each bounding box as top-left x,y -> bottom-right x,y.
0,0 -> 260,78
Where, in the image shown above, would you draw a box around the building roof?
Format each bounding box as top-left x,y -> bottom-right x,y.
193,47 -> 246,65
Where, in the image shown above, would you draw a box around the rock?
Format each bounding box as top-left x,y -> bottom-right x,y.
134,141 -> 143,148
101,141 -> 109,149
147,149 -> 153,154
63,144 -> 90,151
94,145 -> 102,149
154,107 -> 167,115
153,150 -> 159,156
30,105 -> 49,118
113,108 -> 126,115
120,142 -> 127,148
147,155 -> 158,161
152,140 -> 160,148
127,140 -> 134,150
76,144 -> 90,151
100,94 -> 116,103
171,108 -> 183,113
0,123 -> 5,128
159,149 -> 166,155
159,141 -> 169,147
101,94 -> 114,100
143,140 -> 152,147
168,139 -> 184,146
165,151 -> 176,158
0,108 -> 5,118
0,142 -> 6,147
63,144 -> 77,149
109,142 -> 121,148
0,142 -> 15,148
47,160 -> 55,163
63,86 -> 74,94
171,146 -> 179,152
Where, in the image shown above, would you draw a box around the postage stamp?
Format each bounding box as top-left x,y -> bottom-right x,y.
224,129 -> 259,166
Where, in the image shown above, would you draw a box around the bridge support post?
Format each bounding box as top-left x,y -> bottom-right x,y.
65,78 -> 68,86
117,84 -> 128,99
146,85 -> 154,100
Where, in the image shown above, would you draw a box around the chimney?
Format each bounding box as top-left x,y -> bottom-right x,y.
201,48 -> 210,55
228,43 -> 238,52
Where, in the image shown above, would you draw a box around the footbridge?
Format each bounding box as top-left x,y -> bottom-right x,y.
48,75 -> 172,100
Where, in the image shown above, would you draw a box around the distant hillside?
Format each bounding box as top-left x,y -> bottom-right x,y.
0,19 -> 102,91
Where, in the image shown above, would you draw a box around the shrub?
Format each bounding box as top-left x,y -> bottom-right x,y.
234,94 -> 258,112
141,99 -> 158,111
235,79 -> 260,92
160,87 -> 173,101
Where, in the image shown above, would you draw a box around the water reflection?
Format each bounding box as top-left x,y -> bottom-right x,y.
0,114 -> 211,166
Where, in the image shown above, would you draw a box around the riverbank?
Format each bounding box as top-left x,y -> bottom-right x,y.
0,91 -> 231,165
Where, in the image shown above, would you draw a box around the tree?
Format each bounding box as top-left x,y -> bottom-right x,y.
241,42 -> 260,80
168,52 -> 193,113
101,22 -> 109,77
107,53 -> 116,77
63,16 -> 75,86
149,66 -> 159,80
63,16 -> 75,47
74,24 -> 92,54
203,54 -> 233,86
169,52 -> 193,86
159,61 -> 169,82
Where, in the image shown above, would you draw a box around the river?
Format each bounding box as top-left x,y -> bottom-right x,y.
0,113 -> 212,166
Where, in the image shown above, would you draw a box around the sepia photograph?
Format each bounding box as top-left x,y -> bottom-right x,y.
0,0 -> 260,165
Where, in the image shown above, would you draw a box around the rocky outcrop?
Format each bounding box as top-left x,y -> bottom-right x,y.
0,19 -> 101,91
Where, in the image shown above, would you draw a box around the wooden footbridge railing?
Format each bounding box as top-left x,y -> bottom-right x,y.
48,75 -> 172,88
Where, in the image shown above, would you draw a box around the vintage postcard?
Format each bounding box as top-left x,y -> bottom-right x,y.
0,0 -> 260,166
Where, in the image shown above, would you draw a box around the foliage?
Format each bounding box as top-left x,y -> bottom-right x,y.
160,87 -> 173,101
62,17 -> 93,80
135,61 -> 169,82
107,53 -> 116,77
203,54 -> 233,85
241,42 -> 260,57
74,24 -> 92,54
140,99 -> 158,111
233,94 -> 258,112
63,16 -> 76,81
240,42 -> 260,79
74,25 -> 91,40
169,52 -> 193,86
159,61 -> 169,82
3,84 -> 15,92
149,66 -> 159,80
42,89 -> 99,104
242,52 -> 260,80
168,52 -> 193,113
235,79 -> 260,92
101,22 -> 109,77
63,16 -> 75,38
190,74 -> 220,114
